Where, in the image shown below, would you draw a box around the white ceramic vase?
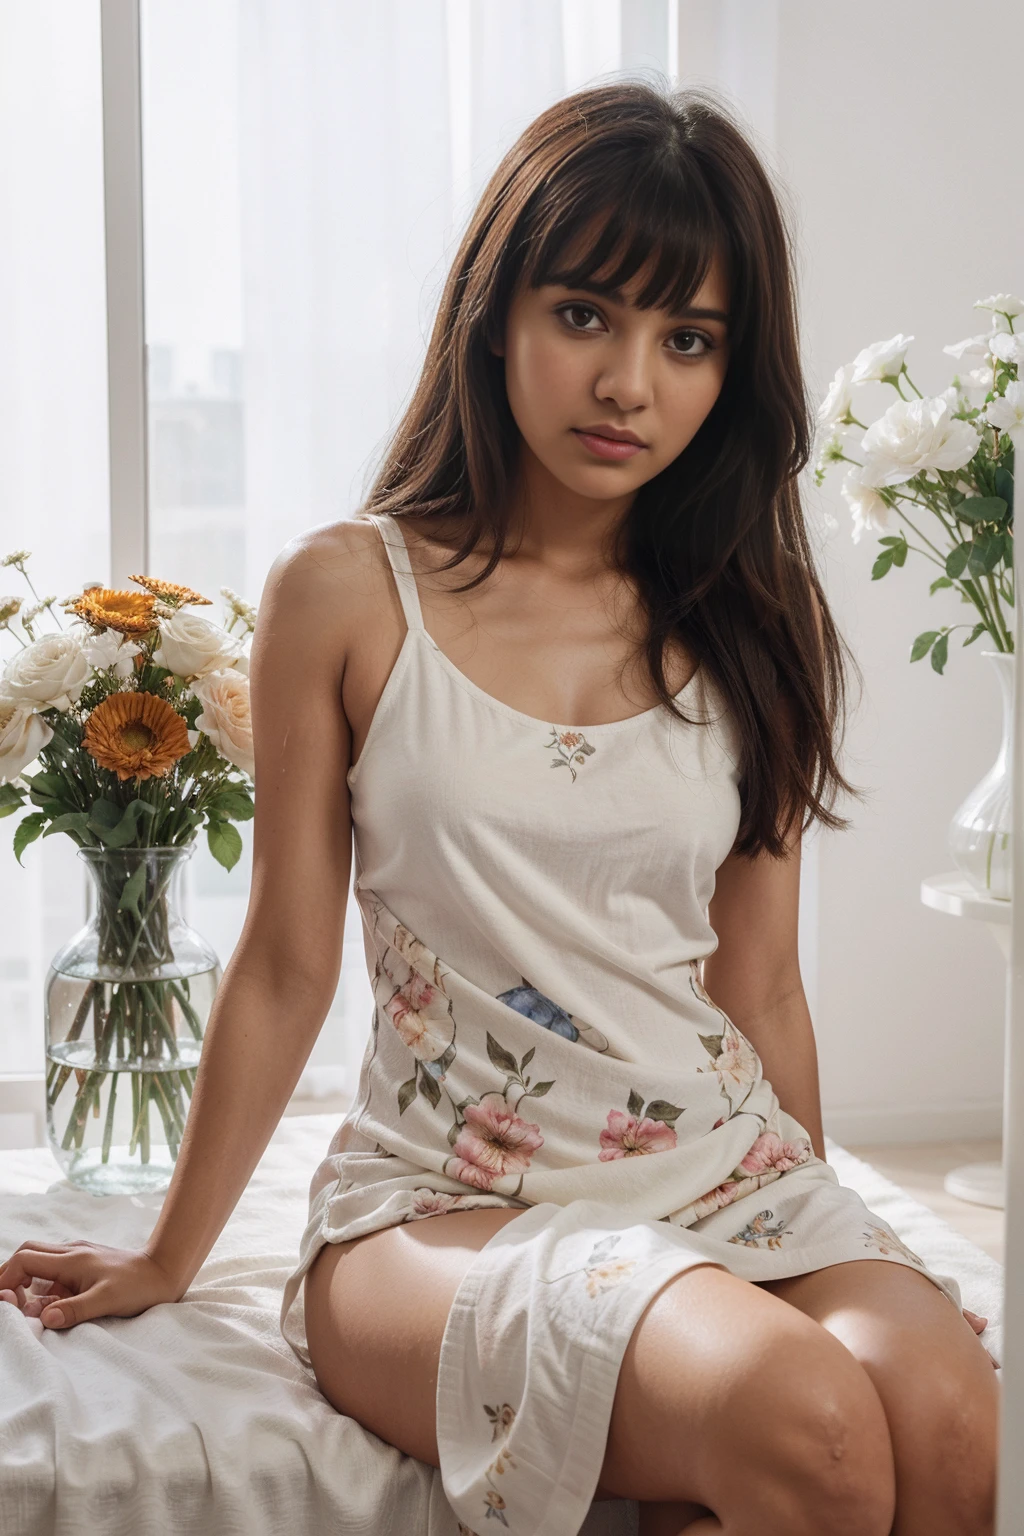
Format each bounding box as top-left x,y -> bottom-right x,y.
947,648 -> 1013,901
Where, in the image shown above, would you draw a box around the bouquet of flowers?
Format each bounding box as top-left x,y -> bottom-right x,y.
813,292 -> 1019,673
0,555 -> 257,1181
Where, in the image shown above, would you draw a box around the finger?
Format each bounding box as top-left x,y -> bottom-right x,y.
39,1282 -> 109,1330
0,1241 -> 74,1277
0,1249 -> 84,1296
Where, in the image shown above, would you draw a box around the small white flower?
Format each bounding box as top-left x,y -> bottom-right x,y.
0,550 -> 31,569
975,293 -> 1024,318
983,381 -> 1024,432
816,362 -> 858,428
0,596 -> 22,624
153,610 -> 244,679
849,334 -> 914,385
78,626 -> 142,680
2,632 -> 90,711
859,396 -> 981,488
0,694 -> 54,783
943,333 -> 994,361
192,668 -> 254,779
989,332 -> 1024,367
841,464 -> 892,545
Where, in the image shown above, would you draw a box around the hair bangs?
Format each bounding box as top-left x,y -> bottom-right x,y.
523,154 -> 729,325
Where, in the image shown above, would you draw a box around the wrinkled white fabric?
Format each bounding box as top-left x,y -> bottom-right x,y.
0,1118 -> 1000,1535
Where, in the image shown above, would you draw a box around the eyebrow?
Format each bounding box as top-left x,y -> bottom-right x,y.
559,280 -> 730,325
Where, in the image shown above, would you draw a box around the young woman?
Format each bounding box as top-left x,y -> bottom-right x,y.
1,81 -> 998,1536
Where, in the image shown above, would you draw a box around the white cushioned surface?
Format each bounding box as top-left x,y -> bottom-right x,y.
0,1118 -> 1002,1535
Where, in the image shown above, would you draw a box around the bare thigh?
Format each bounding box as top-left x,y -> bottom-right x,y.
304,1208 -> 896,1531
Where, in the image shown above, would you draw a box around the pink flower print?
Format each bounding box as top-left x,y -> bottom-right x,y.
447,1092 -> 544,1191
559,730 -> 583,749
598,1108 -> 678,1161
690,1180 -> 748,1221
385,968 -> 451,1061
545,725 -> 596,782
585,1258 -> 638,1297
738,1131 -> 813,1177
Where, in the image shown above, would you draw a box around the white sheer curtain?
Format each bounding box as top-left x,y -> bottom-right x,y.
0,0 -> 108,1077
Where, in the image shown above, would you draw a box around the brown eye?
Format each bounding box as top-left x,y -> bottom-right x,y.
557,303 -> 602,332
670,330 -> 714,358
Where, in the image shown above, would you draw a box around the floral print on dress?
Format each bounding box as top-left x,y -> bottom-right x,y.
442,1031 -> 553,1196
545,726 -> 596,782
728,1208 -> 794,1249
697,1017 -> 762,1112
402,1188 -> 507,1222
599,1087 -> 684,1160
862,1222 -> 925,1267
479,1401 -> 518,1526
582,1234 -> 639,1297
497,981 -> 579,1040
686,1132 -> 814,1221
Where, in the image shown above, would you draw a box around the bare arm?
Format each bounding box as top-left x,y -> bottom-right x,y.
0,530 -> 359,1322
703,822 -> 827,1164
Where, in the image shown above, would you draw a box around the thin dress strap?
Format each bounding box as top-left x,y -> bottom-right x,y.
367,513 -> 425,633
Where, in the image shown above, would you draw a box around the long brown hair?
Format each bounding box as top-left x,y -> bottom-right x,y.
359,78 -> 866,860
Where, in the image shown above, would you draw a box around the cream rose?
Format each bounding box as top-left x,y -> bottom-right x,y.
849,333 -> 914,385
859,396 -> 980,488
0,695 -> 54,783
154,611 -> 244,679
192,668 -> 254,778
2,632 -> 90,710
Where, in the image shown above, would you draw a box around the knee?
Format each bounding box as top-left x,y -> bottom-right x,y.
895,1374 -> 997,1536
735,1332 -> 896,1536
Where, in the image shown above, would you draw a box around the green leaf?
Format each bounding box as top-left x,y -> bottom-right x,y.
208,787 -> 254,820
25,772 -> 63,800
871,547 -> 896,580
117,862 -> 147,918
876,535 -> 905,546
995,466 -> 1014,512
520,1045 -> 536,1069
910,630 -> 940,662
930,632 -> 950,675
891,539 -> 907,567
207,818 -> 243,870
644,1098 -> 686,1125
524,1080 -> 554,1097
90,799 -> 159,849
955,496 -> 1007,524
627,1087 -> 645,1118
397,1077 -> 418,1116
929,575 -> 954,595
963,622 -> 989,647
13,812 -> 47,865
697,1032 -> 724,1059
0,783 -> 26,819
945,544 -> 971,579
43,810 -> 94,841
967,532 -> 1003,577
87,799 -> 123,833
485,1031 -> 519,1075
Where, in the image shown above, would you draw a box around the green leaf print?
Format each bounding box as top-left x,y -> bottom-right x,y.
698,1032 -> 724,1059
418,1067 -> 442,1108
397,1076 -> 418,1115
644,1099 -> 685,1126
486,1031 -> 519,1075
521,1045 -> 536,1068
627,1088 -> 644,1117
522,1080 -> 554,1097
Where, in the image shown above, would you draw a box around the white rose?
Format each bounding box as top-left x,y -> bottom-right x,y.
989,332 -> 1024,367
943,333 -> 994,362
849,334 -> 914,385
193,668 -> 254,779
983,381 -> 1024,432
859,396 -> 980,488
0,695 -> 54,783
816,362 -> 857,428
78,626 -> 141,680
1,632 -> 90,710
154,610 -> 244,679
841,465 -> 891,545
975,293 -> 1024,319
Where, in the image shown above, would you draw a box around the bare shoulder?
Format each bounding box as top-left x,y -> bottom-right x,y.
256,516 -> 400,657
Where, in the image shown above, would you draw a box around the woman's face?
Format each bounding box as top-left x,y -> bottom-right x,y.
493,247 -> 731,505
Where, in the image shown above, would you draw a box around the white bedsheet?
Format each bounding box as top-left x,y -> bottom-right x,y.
0,1118 -> 1003,1535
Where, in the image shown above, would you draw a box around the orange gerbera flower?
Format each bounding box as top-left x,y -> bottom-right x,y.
129,574 -> 211,606
83,692 -> 190,781
69,587 -> 157,635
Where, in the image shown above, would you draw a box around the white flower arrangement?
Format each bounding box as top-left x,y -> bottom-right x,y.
814,293 -> 1019,673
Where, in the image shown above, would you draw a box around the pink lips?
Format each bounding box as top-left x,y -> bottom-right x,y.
572,429 -> 645,461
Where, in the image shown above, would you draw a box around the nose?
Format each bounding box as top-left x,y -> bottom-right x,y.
593,335 -> 655,414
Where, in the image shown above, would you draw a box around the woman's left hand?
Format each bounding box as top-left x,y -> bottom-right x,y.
964,1307 -> 988,1334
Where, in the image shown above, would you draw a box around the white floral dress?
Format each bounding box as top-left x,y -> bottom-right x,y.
280,513 -> 962,1536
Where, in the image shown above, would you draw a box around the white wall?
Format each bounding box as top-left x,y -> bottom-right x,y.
678,0 -> 1022,1142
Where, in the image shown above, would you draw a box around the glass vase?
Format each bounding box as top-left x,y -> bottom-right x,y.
44,844 -> 220,1194
947,649 -> 1013,901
